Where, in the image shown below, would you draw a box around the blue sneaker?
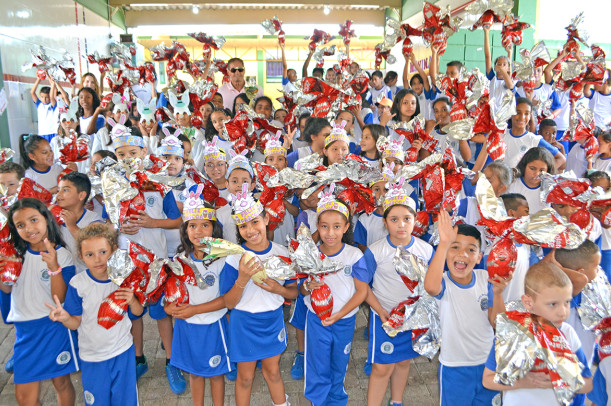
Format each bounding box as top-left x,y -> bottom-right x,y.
226,368 -> 237,381
135,357 -> 148,380
165,364 -> 187,395
290,352 -> 304,380
364,360 -> 372,377
4,354 -> 14,374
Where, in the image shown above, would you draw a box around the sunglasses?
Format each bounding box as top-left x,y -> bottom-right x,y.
230,67 -> 245,73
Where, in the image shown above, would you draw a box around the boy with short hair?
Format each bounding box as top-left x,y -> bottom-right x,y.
367,70 -> 393,108
0,162 -> 25,198
30,75 -> 58,141
483,26 -> 516,109
424,210 -> 505,405
482,262 -> 593,405
538,119 -> 565,157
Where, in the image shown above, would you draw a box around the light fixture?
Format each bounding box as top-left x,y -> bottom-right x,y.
192,5 -> 199,14
323,5 -> 330,15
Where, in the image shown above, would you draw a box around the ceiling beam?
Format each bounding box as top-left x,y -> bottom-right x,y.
112,0 -> 401,6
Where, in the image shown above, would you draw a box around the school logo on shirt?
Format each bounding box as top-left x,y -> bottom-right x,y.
41,269 -> 50,281
209,355 -> 221,368
277,328 -> 286,342
146,196 -> 156,207
343,265 -> 352,276
478,294 -> 489,311
381,342 -> 394,354
84,391 -> 95,405
344,342 -> 352,355
520,145 -> 527,153
56,351 -> 71,365
203,273 -> 216,287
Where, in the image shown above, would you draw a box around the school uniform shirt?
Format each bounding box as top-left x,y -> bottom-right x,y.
507,178 -> 548,214
120,191 -> 181,258
60,209 -> 104,274
165,183 -> 194,258
566,144 -> 588,178
587,355 -> 611,406
288,146 -> 313,168
181,255 -> 227,324
272,194 -> 297,246
594,155 -> 611,173
422,88 -> 437,121
388,85 -> 402,99
291,132 -> 309,151
502,243 -> 535,303
79,115 -> 105,137
502,129 -> 559,169
216,204 -> 238,244
91,127 -> 115,154
588,90 -> 611,129
366,85 -> 393,106
554,90 -> 587,132
435,269 -> 494,366
354,212 -> 388,247
516,83 -> 562,130
431,128 -> 462,160
63,270 -> 133,362
486,70 -> 516,109
304,243 -> 367,319
7,246 -> 76,323
359,154 -> 380,168
24,163 -> 64,192
35,100 -> 58,137
485,322 -> 591,406
295,209 -> 318,234
220,242 -> 292,312
282,77 -> 297,93
357,235 -> 433,313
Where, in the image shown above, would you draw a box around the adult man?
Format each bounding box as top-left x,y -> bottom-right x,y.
218,57 -> 263,110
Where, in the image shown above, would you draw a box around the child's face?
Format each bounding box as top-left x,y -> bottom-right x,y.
324,140 -> 349,165
113,109 -> 128,123
539,126 -> 557,143
301,189 -> 321,209
410,78 -> 424,95
360,129 -> 376,153
399,94 -> 418,120
82,75 -> 97,90
60,119 -> 78,133
204,160 -> 228,183
317,210 -> 349,250
383,205 -> 415,242
598,136 -> 611,155
199,104 -> 213,121
551,203 -> 579,221
483,167 -> 506,197
433,102 -> 451,126
140,119 -> 156,134
175,112 -> 191,127
298,117 -> 308,134
523,285 -> 572,327
39,92 -> 51,105
523,159 -> 548,187
534,66 -> 544,81
592,177 -> 611,192
182,141 -> 192,161
89,152 -> 104,175
12,207 -> 48,246
80,237 -> 114,276
371,75 -> 383,89
0,172 -> 20,196
162,154 -> 184,176
312,126 -> 332,149
508,200 -> 530,218
29,140 -> 54,168
446,234 -> 483,282
274,110 -> 287,124
115,145 -> 146,161
186,219 -> 214,248
211,111 -> 229,133
56,180 -> 85,210
494,57 -> 511,76
512,103 -> 531,133
335,112 -> 354,133
227,169 -> 253,195
326,69 -> 337,83
79,91 -> 93,112
237,214 -> 268,247
371,182 -> 387,205
255,101 -> 272,120
212,94 -> 223,109
287,69 -> 297,82
581,252 -> 602,282
384,158 -> 403,174
446,66 -> 460,79
264,154 -> 287,171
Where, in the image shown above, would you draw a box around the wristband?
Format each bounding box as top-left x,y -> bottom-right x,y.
48,267 -> 62,276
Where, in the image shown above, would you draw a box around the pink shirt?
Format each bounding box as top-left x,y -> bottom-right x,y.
218,81 -> 263,110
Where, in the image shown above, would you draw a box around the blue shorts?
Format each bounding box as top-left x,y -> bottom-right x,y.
81,345 -> 138,406
148,296 -> 168,320
289,290 -> 307,331
13,317 -> 79,384
171,317 -> 231,377
228,307 -> 287,362
368,311 -> 419,365
438,363 -> 498,406
304,310 -> 355,406
128,306 -> 147,321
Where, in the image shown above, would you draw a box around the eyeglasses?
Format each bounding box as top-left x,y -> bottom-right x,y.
230,67 -> 245,73
205,162 -> 226,169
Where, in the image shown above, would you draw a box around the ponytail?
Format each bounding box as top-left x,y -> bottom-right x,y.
19,134 -> 46,170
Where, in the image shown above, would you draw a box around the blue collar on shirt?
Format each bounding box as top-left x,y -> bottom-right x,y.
30,165 -> 52,174
242,241 -> 272,255
372,211 -> 383,218
509,129 -> 528,138
27,243 -> 60,255
447,271 -> 476,289
190,253 -> 203,262
87,269 -> 111,283
520,177 -> 540,190
386,234 -> 415,249
61,209 -> 87,228
323,243 -> 345,257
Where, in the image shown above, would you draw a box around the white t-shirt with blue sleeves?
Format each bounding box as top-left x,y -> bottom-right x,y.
366,85 -> 393,106
502,128 -> 559,169
356,235 -> 433,313
63,270 -> 133,362
435,269 -> 494,366
304,243 -> 366,319
34,99 -> 58,136
181,255 -> 227,324
354,211 -> 388,247
216,204 -> 237,244
220,242 -> 294,313
507,178 -> 548,214
7,246 -> 76,323
25,163 -> 64,192
486,69 -> 516,110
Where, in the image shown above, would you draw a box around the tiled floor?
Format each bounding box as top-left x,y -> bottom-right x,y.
0,305 -> 439,405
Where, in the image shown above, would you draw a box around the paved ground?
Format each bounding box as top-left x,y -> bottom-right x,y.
0,304 -> 440,405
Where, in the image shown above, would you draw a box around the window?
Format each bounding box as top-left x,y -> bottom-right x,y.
266,60 -> 282,83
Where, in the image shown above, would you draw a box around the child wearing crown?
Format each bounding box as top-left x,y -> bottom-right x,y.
322,121 -> 351,166
219,184 -> 298,406
202,136 -> 230,201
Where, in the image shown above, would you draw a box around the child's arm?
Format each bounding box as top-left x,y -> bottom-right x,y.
46,294 -> 81,330
429,45 -> 439,90
364,285 -> 390,322
498,46 -> 515,91
458,140 -> 472,163
49,78 -> 58,107
544,47 -> 569,85
42,239 -> 69,301
553,150 -> 566,172
283,198 -> 299,217
165,296 -> 225,319
302,49 -> 314,78
84,106 -> 105,135
488,272 -> 512,328
402,55 -> 410,92
115,287 -> 144,317
55,81 -> 70,106
281,42 -> 288,80
99,71 -> 106,98
409,52 -> 431,92
131,211 -> 182,230
484,27 -> 493,75
30,77 -> 41,103
482,367 -> 553,391
424,210 -> 455,296
321,278 -> 368,327
222,254 -> 261,309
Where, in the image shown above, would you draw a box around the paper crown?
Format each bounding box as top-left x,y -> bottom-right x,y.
59,98 -> 79,122
226,149 -> 254,179
317,183 -> 350,220
383,177 -> 416,212
264,131 -> 287,157
370,162 -> 396,186
325,120 -> 350,148
169,90 -> 191,116
382,135 -> 405,162
203,136 -> 226,162
109,114 -> 143,149
137,97 -> 157,123
112,89 -> 131,114
182,184 -> 216,221
156,134 -> 184,157
230,183 -> 264,224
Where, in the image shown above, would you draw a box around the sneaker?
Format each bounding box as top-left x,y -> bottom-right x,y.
388,401 -> 403,406
364,360 -> 372,377
226,368 -> 237,381
4,354 -> 14,374
165,364 -> 187,395
290,352 -> 304,380
136,357 -> 148,381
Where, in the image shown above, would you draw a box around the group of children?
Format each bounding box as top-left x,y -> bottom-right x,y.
4,12 -> 611,406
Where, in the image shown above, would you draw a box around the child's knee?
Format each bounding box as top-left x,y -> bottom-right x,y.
15,386 -> 38,405
371,363 -> 394,378
51,375 -> 73,392
237,370 -> 255,388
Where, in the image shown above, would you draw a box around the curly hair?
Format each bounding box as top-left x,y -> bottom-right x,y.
76,223 -> 118,258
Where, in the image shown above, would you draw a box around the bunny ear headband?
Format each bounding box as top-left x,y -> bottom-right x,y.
317,183 -> 350,220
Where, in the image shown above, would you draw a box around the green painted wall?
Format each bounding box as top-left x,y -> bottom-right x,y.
76,0 -> 125,30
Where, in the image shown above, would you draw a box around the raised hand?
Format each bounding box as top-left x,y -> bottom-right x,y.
41,238 -> 60,274
45,294 -> 71,323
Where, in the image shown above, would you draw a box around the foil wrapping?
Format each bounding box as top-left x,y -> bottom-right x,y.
288,224 -> 346,276
393,246 -> 428,293
101,164 -> 138,226
267,167 -> 317,189
106,248 -> 136,286
512,208 -> 585,250
441,118 -> 475,141
201,238 -> 245,260
310,279 -> 333,320
301,158 -> 379,200
0,149 -> 15,165
577,270 -> 611,331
